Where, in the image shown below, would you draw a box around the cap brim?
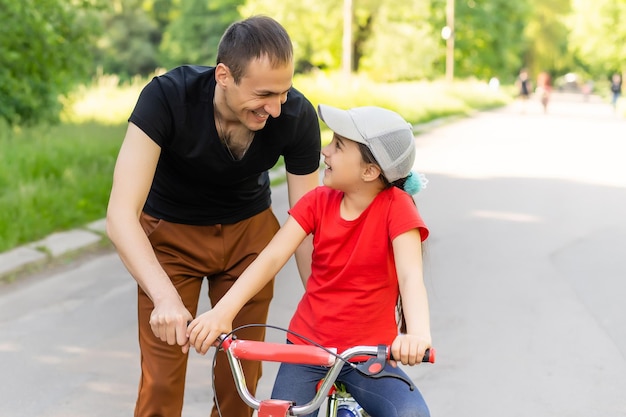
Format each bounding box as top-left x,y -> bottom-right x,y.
318,104 -> 367,144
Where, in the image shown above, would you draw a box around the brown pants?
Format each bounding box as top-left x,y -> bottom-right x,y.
135,209 -> 280,417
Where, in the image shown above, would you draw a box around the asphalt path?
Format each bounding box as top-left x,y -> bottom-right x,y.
1,92 -> 625,416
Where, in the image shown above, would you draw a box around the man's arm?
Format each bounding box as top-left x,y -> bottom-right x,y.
285,171 -> 319,285
106,123 -> 192,347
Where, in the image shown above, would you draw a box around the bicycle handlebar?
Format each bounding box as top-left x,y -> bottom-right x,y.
221,338 -> 338,366
220,335 -> 434,415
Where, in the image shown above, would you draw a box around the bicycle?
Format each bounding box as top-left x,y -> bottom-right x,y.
216,331 -> 435,417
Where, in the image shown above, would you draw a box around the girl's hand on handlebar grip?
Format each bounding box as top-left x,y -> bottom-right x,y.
185,310 -> 233,355
390,334 -> 432,366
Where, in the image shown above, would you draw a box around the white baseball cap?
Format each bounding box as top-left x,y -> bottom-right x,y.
318,104 -> 416,182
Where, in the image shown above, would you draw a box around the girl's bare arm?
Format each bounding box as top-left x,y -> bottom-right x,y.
186,216 -> 308,354
391,229 -> 432,365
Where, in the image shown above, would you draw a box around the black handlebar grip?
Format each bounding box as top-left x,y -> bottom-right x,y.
423,348 -> 435,363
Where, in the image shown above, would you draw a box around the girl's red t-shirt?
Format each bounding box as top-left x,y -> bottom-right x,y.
287,186 -> 428,353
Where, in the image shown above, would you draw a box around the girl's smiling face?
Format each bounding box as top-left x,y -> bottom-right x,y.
321,133 -> 369,190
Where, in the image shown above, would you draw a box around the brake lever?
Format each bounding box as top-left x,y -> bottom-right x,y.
354,345 -> 416,391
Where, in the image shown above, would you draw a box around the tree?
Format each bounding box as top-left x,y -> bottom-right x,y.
568,0 -> 626,77
242,0 -> 438,79
93,0 -> 161,78
159,0 -> 242,69
431,0 -> 531,82
240,0 -> 343,72
524,0 -> 572,77
358,0 -> 439,81
0,0 -> 101,125
144,0 -> 177,42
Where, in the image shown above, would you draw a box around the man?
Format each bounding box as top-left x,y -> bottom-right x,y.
106,16 -> 321,417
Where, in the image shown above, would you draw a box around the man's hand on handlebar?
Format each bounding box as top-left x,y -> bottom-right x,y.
390,333 -> 432,366
149,297 -> 193,349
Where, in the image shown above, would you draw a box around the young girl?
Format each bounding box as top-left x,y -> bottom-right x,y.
186,104 -> 432,417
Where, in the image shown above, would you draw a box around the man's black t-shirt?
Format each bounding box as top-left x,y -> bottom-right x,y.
129,65 -> 321,225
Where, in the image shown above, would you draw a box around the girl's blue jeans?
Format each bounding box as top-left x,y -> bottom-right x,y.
271,359 -> 430,417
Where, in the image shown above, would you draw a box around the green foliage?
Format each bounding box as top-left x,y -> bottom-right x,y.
430,0 -> 531,82
0,0 -> 101,125
93,0 -> 160,78
144,0 -> 176,34
524,0 -> 572,76
359,0 -> 439,81
240,0 -> 344,71
567,0 -> 626,76
6,0 -> 626,128
242,0 -> 439,80
77,0 -> 626,85
159,0 -> 242,68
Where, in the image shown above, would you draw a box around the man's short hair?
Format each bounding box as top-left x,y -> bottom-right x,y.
217,15 -> 293,83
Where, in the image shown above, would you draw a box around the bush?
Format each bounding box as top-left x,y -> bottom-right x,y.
0,0 -> 100,125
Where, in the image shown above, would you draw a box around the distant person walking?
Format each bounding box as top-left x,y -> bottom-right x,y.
536,71 -> 552,114
516,68 -> 532,113
610,73 -> 622,111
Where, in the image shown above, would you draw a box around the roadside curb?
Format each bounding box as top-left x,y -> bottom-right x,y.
0,219 -> 108,282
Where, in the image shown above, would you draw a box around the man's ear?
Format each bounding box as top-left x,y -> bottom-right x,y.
215,63 -> 231,87
362,163 -> 382,183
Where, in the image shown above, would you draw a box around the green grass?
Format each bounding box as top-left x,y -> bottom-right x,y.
0,72 -> 511,253
0,122 -> 126,252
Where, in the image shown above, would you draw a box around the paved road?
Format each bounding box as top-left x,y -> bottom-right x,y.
1,93 -> 625,416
